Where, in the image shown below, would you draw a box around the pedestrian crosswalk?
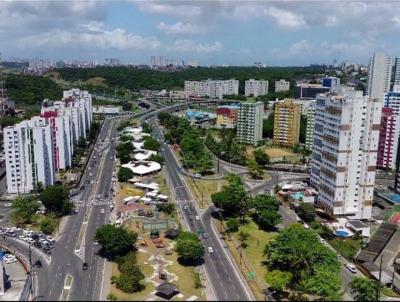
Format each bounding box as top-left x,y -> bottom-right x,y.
74,200 -> 113,207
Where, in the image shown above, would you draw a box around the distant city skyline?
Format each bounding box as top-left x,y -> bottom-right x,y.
1,1 -> 400,66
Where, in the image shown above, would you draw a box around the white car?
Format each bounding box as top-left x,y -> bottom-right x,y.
46,236 -> 55,243
26,238 -> 35,244
19,235 -> 27,241
100,208 -> 105,214
208,247 -> 214,253
303,223 -> 310,229
93,241 -> 99,246
39,239 -> 49,245
345,264 -> 357,274
23,230 -> 33,236
195,216 -> 200,220
3,255 -> 17,264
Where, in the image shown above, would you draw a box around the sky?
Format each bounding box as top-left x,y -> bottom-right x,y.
1,0 -> 400,66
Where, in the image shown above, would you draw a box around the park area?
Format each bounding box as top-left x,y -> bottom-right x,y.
224,218 -> 276,301
247,146 -> 303,164
184,177 -> 227,209
109,221 -> 205,301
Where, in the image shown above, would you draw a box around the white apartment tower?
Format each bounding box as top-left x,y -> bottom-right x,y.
305,101 -> 316,151
366,52 -> 392,100
236,102 -> 264,145
394,57 -> 400,87
245,79 -> 269,97
184,79 -> 239,99
275,79 -> 290,93
4,120 -> 55,193
310,88 -> 381,220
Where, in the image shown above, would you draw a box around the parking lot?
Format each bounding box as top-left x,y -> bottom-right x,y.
0,227 -> 56,256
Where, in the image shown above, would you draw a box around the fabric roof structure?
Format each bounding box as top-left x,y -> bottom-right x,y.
133,150 -> 157,161
122,161 -> 161,176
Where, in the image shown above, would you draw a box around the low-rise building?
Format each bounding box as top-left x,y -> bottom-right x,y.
294,83 -> 330,99
215,105 -> 239,128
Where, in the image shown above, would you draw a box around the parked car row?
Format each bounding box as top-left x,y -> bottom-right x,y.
0,227 -> 55,255
2,253 -> 17,264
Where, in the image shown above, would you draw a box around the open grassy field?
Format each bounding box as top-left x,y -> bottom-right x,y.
247,146 -> 302,164
225,218 -> 277,300
184,176 -> 227,209
84,77 -> 107,87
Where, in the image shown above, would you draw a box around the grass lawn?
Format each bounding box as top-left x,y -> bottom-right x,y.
328,238 -> 361,260
118,183 -> 144,199
246,146 -> 302,164
84,77 -> 107,87
225,218 -> 277,300
184,176 -> 227,208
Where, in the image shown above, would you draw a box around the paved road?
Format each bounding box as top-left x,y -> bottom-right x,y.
149,117 -> 252,301
33,117 -> 117,301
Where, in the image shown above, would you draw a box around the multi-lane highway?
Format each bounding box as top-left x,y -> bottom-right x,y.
148,117 -> 253,301
33,117 -> 117,301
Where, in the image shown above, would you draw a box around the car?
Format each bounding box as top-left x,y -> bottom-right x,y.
104,194 -> 108,198
208,247 -> 214,253
195,215 -> 200,220
345,264 -> 357,273
80,186 -> 85,190
295,215 -> 302,222
138,209 -> 145,216
43,248 -> 52,255
82,262 -> 88,271
39,239 -> 49,245
46,236 -> 55,243
34,260 -> 42,268
100,208 -> 105,214
46,242 -> 55,249
201,233 -> 208,239
6,231 -> 16,237
93,241 -> 99,246
303,223 -> 310,229
33,241 -> 42,248
91,180 -> 94,184
19,235 -> 27,241
320,238 -> 326,244
26,238 -> 34,244
86,180 -> 90,185
23,230 -> 33,236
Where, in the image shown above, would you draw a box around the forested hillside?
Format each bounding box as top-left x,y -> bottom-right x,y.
57,66 -> 327,92
5,73 -> 63,105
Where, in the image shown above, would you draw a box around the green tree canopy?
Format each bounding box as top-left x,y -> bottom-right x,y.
116,141 -> 134,164
226,217 -> 239,232
297,203 -> 315,223
117,167 -> 134,182
176,231 -> 204,264
40,184 -> 72,216
349,277 -> 379,302
143,136 -> 161,151
265,270 -> 293,292
11,195 -> 40,224
247,159 -> 264,179
40,215 -> 57,235
257,209 -> 281,230
254,148 -> 270,165
264,225 -> 341,298
94,224 -> 138,259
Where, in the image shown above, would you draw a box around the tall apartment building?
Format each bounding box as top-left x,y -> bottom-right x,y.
305,101 -> 316,151
394,57 -> 400,87
236,102 -> 264,145
273,99 -> 301,147
395,141 -> 400,194
366,52 -> 392,101
274,79 -> 290,92
384,90 -> 400,115
245,79 -> 268,97
184,79 -> 239,99
310,88 -> 381,220
4,89 -> 93,193
377,108 -> 399,169
4,120 -> 55,193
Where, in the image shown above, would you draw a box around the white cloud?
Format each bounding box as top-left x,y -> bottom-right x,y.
17,23 -> 161,51
136,2 -> 202,18
169,40 -> 223,54
264,6 -> 307,30
157,22 -> 207,35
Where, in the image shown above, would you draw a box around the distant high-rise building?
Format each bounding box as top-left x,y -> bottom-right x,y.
236,102 -> 264,145
377,107 -> 399,169
394,57 -> 400,87
273,99 -> 301,147
245,79 -> 268,97
294,83 -> 330,99
366,52 -> 392,100
305,101 -> 316,151
184,79 -> 239,99
322,76 -> 341,91
105,58 -> 120,66
275,79 -> 290,93
310,88 -> 381,220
